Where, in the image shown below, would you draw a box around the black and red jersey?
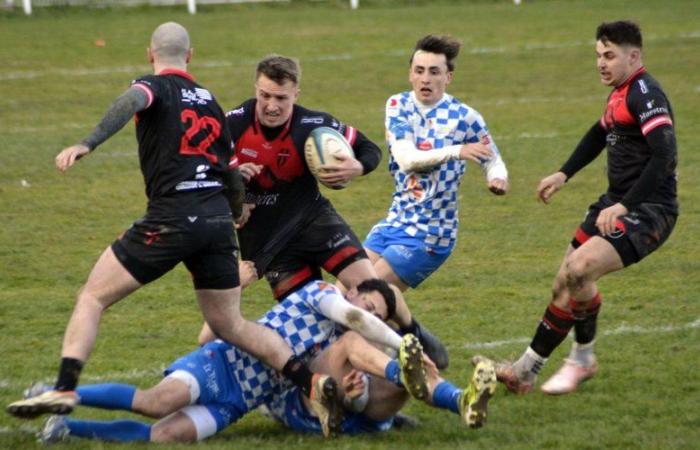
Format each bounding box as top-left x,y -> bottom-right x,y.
131,70 -> 233,217
225,99 -> 380,261
561,67 -> 678,213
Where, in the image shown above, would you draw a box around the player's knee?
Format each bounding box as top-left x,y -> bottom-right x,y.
564,255 -> 593,289
136,389 -> 179,418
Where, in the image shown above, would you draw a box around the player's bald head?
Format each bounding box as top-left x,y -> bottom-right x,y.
150,22 -> 190,63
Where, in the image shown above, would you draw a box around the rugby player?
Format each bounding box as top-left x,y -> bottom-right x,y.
363,35 -> 509,370
224,55 -> 448,367
7,23 -> 336,426
33,279 -> 497,443
476,21 -> 678,395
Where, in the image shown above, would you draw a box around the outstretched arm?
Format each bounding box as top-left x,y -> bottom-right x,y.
315,291 -> 403,350
56,87 -> 149,172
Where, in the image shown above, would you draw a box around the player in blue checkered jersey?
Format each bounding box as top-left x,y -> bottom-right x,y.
33,279 -> 444,443
365,35 -> 509,297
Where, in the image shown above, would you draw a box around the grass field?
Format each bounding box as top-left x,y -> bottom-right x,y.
1,0 -> 699,448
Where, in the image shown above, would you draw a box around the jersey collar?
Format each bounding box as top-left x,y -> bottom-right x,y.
617,66 -> 646,89
157,68 -> 194,81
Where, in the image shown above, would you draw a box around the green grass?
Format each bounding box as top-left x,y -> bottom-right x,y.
1,0 -> 699,448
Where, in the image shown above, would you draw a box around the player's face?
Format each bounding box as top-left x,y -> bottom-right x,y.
255,74 -> 299,127
409,50 -> 453,106
346,289 -> 389,321
595,40 -> 639,87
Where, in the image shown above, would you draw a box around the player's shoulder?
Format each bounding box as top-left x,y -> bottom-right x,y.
225,98 -> 256,121
627,70 -> 668,100
386,91 -> 413,110
131,73 -> 159,88
293,104 -> 343,131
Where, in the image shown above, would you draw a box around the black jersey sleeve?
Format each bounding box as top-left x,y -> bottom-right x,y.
618,80 -> 677,209
559,122 -> 607,179
350,130 -> 381,175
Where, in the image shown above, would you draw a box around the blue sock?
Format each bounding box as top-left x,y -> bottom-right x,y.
432,380 -> 462,415
76,384 -> 136,411
66,418 -> 151,442
385,360 -> 403,387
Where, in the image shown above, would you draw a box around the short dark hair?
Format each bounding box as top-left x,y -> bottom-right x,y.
356,278 -> 396,321
596,20 -> 643,49
256,54 -> 301,85
411,34 -> 461,72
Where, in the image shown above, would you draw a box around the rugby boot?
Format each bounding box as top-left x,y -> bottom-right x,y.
412,320 -> 449,370
540,357 -> 598,395
7,390 -> 78,419
460,359 -> 497,428
37,415 -> 70,444
472,355 -> 533,395
399,334 -> 429,401
309,374 -> 342,438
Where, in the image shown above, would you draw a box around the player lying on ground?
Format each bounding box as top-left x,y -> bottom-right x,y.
31,280 -> 496,443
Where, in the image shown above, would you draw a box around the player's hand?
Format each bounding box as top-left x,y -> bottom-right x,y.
238,163 -> 263,182
238,260 -> 258,289
595,202 -> 628,237
488,177 -> 509,195
537,171 -> 567,203
459,140 -> 493,163
235,203 -> 255,229
341,369 -> 367,400
55,144 -> 90,172
318,153 -> 363,187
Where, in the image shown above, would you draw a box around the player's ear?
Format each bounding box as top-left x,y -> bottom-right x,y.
445,70 -> 454,85
186,48 -> 193,64
147,47 -> 154,64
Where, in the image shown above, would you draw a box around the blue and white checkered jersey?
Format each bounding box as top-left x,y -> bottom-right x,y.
227,281 -> 344,410
381,91 -> 502,248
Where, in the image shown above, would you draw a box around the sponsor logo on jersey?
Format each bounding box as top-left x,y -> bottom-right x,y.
389,98 -> 398,108
241,148 -> 258,158
175,180 -> 222,191
646,99 -> 655,109
245,192 -> 279,206
638,106 -> 669,122
301,116 -> 324,124
638,79 -> 649,94
226,106 -> 245,117
181,88 -> 211,105
277,148 -> 291,167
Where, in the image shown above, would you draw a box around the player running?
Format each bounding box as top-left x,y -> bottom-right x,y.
224,54 -> 448,367
476,20 -> 678,395
363,35 -> 508,368
6,23 -> 335,429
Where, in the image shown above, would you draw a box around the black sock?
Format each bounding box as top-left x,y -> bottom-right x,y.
55,357 -> 84,391
529,304 -> 575,358
282,355 -> 314,397
572,293 -> 602,345
400,319 -> 419,335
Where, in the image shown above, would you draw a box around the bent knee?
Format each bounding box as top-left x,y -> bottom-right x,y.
150,420 -> 196,443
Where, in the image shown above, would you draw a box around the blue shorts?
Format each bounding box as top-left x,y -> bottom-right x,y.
164,340 -> 249,433
364,225 -> 453,288
270,388 -> 392,435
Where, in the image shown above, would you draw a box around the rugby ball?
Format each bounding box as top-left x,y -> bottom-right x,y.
304,126 -> 355,190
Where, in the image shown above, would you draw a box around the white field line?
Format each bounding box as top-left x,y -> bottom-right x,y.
1,32 -> 698,82
463,317 -> 700,350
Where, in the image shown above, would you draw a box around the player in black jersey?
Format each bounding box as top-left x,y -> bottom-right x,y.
8,24 -> 340,435
219,55 -> 449,369
475,20 -> 679,395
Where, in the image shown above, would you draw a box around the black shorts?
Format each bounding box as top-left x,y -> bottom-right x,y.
261,204 -> 367,299
572,194 -> 677,267
111,214 -> 239,290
